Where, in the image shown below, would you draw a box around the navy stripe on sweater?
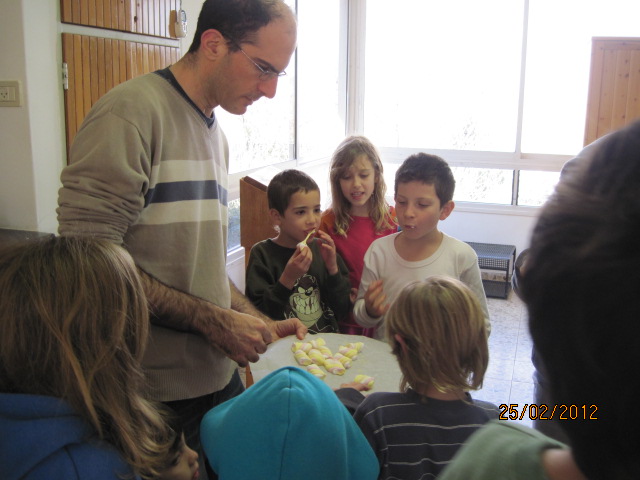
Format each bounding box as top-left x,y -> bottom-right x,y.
145,180 -> 228,207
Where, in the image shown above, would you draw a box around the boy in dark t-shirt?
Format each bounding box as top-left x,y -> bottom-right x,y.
245,169 -> 350,333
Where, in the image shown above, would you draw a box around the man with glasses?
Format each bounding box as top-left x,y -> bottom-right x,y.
57,1 -> 302,478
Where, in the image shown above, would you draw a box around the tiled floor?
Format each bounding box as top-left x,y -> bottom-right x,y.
474,289 -> 535,428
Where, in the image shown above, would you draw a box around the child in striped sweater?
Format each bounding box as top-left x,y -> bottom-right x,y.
353,275 -> 498,480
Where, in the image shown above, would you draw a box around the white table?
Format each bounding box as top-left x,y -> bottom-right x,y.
251,333 -> 403,393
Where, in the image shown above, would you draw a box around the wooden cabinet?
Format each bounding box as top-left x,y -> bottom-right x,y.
60,0 -> 181,155
60,0 -> 179,38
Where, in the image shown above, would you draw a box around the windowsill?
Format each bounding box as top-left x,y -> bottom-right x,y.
227,246 -> 245,264
453,202 -> 541,217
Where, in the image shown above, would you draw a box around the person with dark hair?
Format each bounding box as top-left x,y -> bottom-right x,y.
440,120 -> 640,480
353,152 -> 489,340
57,1 -> 305,478
245,169 -> 351,333
523,130 -> 613,445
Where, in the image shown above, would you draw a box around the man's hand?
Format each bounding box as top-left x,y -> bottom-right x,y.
203,309 -> 273,367
266,317 -> 308,342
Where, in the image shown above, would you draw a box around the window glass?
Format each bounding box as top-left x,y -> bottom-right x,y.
522,0 -> 640,155
219,88 -> 295,175
451,167 -> 513,204
364,0 -> 524,152
297,0 -> 346,161
517,170 -> 560,207
380,163 -> 514,205
228,198 -> 241,250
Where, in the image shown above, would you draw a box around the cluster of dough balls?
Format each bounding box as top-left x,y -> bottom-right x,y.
291,338 -> 373,387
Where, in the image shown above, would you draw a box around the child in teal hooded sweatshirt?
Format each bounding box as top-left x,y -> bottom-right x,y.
200,366 -> 379,480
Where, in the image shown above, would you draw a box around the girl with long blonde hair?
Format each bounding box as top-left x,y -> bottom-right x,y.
319,135 -> 397,336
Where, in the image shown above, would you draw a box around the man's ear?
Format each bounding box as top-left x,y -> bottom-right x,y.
199,29 -> 228,60
439,200 -> 455,221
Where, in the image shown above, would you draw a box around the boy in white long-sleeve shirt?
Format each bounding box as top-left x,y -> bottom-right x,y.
353,153 -> 490,340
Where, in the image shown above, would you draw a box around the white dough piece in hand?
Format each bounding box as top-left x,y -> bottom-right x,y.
297,230 -> 315,250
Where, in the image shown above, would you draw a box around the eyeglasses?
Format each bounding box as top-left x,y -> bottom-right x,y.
236,45 -> 287,81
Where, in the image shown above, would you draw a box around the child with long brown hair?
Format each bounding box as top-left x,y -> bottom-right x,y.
320,136 -> 397,336
0,236 -> 174,479
353,275 -> 497,480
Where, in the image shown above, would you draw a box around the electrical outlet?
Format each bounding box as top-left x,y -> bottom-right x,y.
0,81 -> 21,107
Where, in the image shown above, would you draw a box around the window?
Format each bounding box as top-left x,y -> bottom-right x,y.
224,1 -> 346,250
364,0 -> 523,153
517,170 -> 561,207
296,1 -> 348,161
225,0 -> 640,251
219,0 -> 347,174
522,0 -> 640,154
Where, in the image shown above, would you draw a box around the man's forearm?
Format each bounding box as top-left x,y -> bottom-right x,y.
229,278 -> 271,321
138,267 -> 230,338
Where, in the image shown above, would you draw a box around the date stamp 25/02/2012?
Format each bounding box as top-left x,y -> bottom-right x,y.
498,404 -> 598,421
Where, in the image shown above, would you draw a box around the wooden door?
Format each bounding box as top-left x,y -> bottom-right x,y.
585,37 -> 640,145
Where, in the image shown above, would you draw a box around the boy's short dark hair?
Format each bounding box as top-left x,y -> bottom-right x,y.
394,153 -> 455,206
267,169 -> 319,214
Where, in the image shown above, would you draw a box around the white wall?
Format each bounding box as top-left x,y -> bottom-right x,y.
441,208 -> 537,258
0,1 -> 40,231
0,0 -> 536,258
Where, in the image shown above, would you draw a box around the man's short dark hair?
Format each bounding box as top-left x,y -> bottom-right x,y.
188,0 -> 291,53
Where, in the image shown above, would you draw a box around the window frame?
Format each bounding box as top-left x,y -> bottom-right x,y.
227,0 -> 592,252
343,0 -> 569,212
